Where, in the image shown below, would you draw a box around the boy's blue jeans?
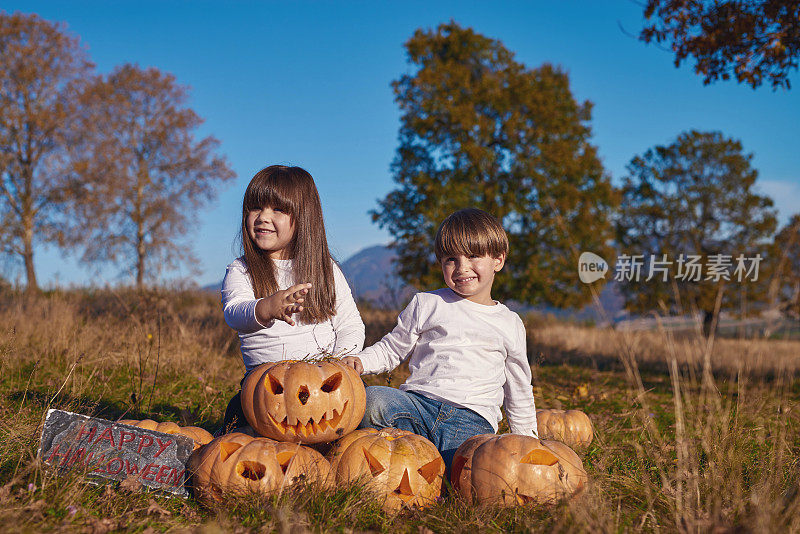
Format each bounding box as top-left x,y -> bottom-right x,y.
358,386 -> 495,475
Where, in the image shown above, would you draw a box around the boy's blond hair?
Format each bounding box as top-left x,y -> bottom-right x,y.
434,208 -> 509,261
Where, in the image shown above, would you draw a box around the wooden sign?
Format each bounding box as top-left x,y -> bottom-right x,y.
38,409 -> 194,497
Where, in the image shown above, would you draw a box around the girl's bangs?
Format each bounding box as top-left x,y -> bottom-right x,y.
243,174 -> 296,215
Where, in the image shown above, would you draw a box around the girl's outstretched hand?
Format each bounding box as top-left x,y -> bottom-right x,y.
256,283 -> 312,326
340,356 -> 364,375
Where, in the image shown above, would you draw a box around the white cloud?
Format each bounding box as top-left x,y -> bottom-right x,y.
758,179 -> 800,226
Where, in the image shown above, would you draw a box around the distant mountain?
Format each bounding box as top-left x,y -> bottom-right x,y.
339,245 -> 415,308
204,280 -> 223,293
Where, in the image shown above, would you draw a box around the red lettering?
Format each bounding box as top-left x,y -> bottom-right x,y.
106,457 -> 124,475
137,435 -> 154,454
92,454 -> 107,473
155,465 -> 171,483
93,427 -> 115,448
76,423 -> 97,442
118,430 -> 136,450
168,468 -> 185,486
154,438 -> 172,458
59,446 -> 74,466
141,463 -> 157,481
67,448 -> 86,467
46,443 -> 65,463
124,459 -> 139,476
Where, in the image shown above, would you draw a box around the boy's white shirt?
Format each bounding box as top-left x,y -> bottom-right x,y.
357,288 -> 538,436
222,257 -> 365,372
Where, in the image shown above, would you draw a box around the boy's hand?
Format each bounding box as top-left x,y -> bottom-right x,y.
341,356 -> 364,375
256,283 -> 312,326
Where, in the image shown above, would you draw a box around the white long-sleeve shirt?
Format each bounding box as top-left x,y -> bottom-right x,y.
357,288 -> 538,436
221,257 -> 365,372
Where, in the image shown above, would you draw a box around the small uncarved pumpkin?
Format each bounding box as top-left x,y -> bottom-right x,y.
451,433 -> 587,506
241,360 -> 366,444
187,432 -> 330,505
535,409 -> 594,449
118,419 -> 213,450
329,428 -> 445,512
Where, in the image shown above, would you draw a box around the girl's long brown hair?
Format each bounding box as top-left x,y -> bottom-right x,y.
240,165 -> 336,323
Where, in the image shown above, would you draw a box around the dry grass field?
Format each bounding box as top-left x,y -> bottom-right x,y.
0,287 -> 798,532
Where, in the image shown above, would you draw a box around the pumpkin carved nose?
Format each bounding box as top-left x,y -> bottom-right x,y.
298,386 -> 310,405
394,469 -> 415,502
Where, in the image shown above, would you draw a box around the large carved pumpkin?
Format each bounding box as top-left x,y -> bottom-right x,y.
536,409 -> 594,449
118,419 -> 213,450
187,432 -> 330,505
451,433 -> 587,506
241,360 -> 366,444
329,428 -> 445,512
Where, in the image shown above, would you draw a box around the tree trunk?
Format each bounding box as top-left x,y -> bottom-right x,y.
22,216 -> 38,293
136,237 -> 145,289
135,164 -> 146,289
702,309 -> 717,338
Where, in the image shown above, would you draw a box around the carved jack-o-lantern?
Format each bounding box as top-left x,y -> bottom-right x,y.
241,360 -> 366,444
329,428 -> 445,512
536,409 -> 594,449
187,432 -> 330,505
451,433 -> 587,506
118,419 -> 213,451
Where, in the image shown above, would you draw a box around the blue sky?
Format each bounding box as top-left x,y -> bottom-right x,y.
5,1 -> 800,287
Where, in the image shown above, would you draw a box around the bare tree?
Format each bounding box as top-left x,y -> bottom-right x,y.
0,12 -> 92,291
69,64 -> 235,287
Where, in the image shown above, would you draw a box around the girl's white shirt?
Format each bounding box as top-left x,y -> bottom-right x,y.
356,288 -> 538,436
222,257 -> 366,373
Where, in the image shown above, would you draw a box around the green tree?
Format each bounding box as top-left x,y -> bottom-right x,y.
68,64 -> 235,287
616,130 -> 777,335
374,22 -> 618,308
0,12 -> 93,291
640,0 -> 800,89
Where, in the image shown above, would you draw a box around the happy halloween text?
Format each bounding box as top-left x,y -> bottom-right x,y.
42,422 -> 185,487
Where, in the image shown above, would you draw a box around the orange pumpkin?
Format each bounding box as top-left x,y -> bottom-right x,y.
241,360 -> 366,444
536,409 -> 594,449
329,428 -> 445,512
187,432 -> 330,505
118,419 -> 213,450
451,433 -> 587,506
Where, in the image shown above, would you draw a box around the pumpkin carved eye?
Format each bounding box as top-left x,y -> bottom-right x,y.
219,441 -> 242,462
417,458 -> 443,484
520,449 -> 559,466
363,447 -> 386,476
321,372 -> 342,393
267,374 -> 284,394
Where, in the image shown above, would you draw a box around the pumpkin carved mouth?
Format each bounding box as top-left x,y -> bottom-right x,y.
266,400 -> 349,437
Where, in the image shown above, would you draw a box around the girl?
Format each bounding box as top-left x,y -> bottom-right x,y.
220,165 -> 365,430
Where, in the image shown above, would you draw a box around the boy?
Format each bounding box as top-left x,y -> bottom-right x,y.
342,208 -> 538,470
